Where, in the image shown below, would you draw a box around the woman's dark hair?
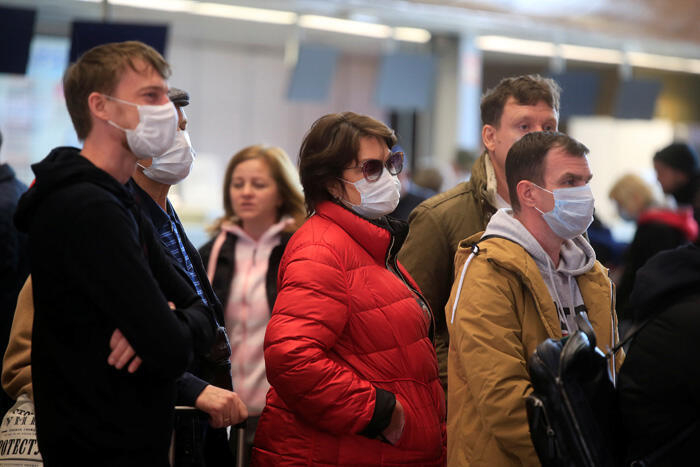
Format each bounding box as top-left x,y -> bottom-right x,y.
298,112 -> 397,215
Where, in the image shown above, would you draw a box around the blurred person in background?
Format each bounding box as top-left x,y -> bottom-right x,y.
4,84 -> 248,465
653,142 -> 700,226
251,112 -> 445,466
585,214 -> 627,270
399,74 -> 561,393
609,173 -> 697,323
198,144 -> 305,465
0,128 -> 30,418
439,148 -> 477,191
391,166 -> 443,221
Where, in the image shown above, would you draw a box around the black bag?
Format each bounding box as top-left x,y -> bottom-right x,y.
526,314 -> 623,467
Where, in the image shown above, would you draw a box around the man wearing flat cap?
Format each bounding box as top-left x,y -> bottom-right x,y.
130,86 -> 246,464
654,142 -> 700,227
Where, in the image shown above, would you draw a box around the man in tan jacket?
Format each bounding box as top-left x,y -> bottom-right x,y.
398,75 -> 560,392
445,132 -> 623,466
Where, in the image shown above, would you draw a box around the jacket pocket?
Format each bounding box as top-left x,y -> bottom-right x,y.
393,391 -> 442,457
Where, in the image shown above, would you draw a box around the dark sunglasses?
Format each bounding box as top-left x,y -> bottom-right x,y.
349,145 -> 404,182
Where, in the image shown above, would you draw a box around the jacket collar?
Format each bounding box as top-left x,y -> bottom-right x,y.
128,179 -> 174,232
470,152 -> 498,219
315,200 -> 405,264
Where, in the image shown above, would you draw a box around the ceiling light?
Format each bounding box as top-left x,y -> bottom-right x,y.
476,35 -> 700,74
88,0 -> 193,12
192,3 -> 297,24
298,15 -> 392,39
77,0 -> 297,24
627,51 -> 700,74
475,36 -> 556,57
559,44 -> 623,65
393,27 -> 431,44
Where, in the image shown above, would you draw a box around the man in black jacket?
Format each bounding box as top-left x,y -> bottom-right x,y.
131,86 -> 246,465
13,41 -> 223,465
617,244 -> 700,464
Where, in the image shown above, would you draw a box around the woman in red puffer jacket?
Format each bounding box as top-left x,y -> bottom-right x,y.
251,112 -> 446,466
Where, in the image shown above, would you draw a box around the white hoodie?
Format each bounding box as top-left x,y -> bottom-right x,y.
482,208 -> 597,336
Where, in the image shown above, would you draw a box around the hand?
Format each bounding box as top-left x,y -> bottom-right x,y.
194,385 -> 248,428
108,329 -> 142,373
381,398 -> 405,445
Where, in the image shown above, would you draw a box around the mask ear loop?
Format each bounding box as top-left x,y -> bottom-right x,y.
334,178 -> 361,207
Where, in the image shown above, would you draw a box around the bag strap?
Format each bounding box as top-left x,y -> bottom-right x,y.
608,314 -> 654,356
630,421 -> 698,467
609,294 -> 699,356
449,234 -> 514,324
206,230 -> 228,283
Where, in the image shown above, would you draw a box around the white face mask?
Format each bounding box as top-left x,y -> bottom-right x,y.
139,130 -> 195,185
104,95 -> 178,160
533,183 -> 595,240
340,169 -> 401,219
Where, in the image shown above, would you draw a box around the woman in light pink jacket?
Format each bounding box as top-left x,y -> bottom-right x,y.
198,145 -> 305,463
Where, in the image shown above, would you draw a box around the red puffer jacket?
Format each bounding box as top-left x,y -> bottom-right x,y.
252,201 -> 446,466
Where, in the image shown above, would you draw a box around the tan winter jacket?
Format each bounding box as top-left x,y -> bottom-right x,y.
398,152 -> 497,390
445,233 -> 623,467
2,276 -> 33,401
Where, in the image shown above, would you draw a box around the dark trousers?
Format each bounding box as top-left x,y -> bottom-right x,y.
173,409 -> 234,467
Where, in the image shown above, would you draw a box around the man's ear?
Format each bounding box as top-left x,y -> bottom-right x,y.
87,92 -> 110,122
516,180 -> 537,209
482,124 -> 497,154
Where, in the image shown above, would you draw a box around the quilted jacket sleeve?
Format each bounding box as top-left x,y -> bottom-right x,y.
450,255 -> 538,465
264,242 -> 391,436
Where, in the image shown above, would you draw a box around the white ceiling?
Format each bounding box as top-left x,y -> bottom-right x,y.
3,0 -> 699,60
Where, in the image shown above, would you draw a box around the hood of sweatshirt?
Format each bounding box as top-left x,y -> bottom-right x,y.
14,147 -> 133,233
628,243 -> 700,321
483,208 -> 597,334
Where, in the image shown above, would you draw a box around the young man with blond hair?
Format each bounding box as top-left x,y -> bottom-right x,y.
13,41 -> 222,464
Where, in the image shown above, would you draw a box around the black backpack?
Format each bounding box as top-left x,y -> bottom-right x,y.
526,313 -> 697,467
526,313 -> 622,467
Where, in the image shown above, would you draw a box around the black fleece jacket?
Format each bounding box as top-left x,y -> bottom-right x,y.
14,147 -> 216,466
617,244 -> 700,465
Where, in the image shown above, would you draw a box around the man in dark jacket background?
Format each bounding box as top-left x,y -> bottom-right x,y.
617,243 -> 700,465
0,129 -> 30,417
13,41 -> 221,465
653,142 -> 700,227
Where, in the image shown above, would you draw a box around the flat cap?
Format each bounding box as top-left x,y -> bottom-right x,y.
168,87 -> 190,107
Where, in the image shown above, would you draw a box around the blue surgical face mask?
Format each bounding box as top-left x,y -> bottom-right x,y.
533,183 -> 595,240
